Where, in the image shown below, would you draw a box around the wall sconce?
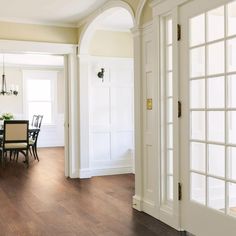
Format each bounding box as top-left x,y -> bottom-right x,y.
97,68 -> 105,82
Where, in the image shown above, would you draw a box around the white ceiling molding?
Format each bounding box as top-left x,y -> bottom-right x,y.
0,17 -> 78,28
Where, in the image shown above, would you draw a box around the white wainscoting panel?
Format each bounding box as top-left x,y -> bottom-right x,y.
89,57 -> 134,176
37,113 -> 64,147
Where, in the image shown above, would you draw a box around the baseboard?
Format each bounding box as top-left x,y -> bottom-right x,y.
78,168 -> 92,179
91,166 -> 132,177
73,166 -> 132,179
69,169 -> 79,178
132,195 -> 142,211
142,199 -> 157,218
38,143 -> 64,148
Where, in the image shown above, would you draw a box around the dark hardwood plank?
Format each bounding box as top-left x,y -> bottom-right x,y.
0,147 -> 182,236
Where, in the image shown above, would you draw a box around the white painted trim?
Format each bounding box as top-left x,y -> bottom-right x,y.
151,0 -> 181,231
64,55 -> 69,177
78,168 -> 91,179
67,53 -> 79,179
0,39 -> 76,55
79,167 -> 133,179
132,195 -> 142,211
142,200 -> 158,218
141,22 -> 153,36
140,20 -> 154,30
91,166 -> 133,177
0,17 -> 77,28
78,54 -> 90,178
4,64 -> 63,70
151,0 -> 190,16
132,26 -> 143,213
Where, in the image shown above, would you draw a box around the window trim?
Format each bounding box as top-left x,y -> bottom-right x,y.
22,69 -> 58,126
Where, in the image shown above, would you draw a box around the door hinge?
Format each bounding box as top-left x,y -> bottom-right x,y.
177,24 -> 181,41
76,45 -> 79,56
178,182 -> 182,201
178,101 -> 182,118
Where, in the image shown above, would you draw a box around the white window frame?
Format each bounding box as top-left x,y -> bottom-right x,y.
23,70 -> 58,126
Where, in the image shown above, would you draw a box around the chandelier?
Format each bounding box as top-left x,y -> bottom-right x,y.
0,55 -> 18,96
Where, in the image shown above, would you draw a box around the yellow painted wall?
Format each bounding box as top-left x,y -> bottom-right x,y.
125,0 -> 140,13
140,0 -> 153,25
0,21 -> 78,44
89,30 -> 133,58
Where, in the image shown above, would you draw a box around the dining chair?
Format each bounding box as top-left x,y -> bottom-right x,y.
31,115 -> 39,127
0,120 -> 29,168
36,115 -> 43,128
29,115 -> 43,161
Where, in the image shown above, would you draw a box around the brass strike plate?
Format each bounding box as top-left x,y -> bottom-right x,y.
146,98 -> 153,110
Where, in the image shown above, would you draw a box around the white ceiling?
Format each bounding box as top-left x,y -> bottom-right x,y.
94,8 -> 133,31
0,0 -> 108,27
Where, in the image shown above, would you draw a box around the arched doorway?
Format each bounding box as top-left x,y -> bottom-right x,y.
78,3 -> 135,178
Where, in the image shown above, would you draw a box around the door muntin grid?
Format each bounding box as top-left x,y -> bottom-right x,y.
189,0 -> 236,217
161,15 -> 174,206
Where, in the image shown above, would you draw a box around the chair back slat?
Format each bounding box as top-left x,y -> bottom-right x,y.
37,115 -> 43,128
31,115 -> 38,127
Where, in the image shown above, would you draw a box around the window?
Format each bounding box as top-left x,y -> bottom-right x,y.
23,70 -> 57,125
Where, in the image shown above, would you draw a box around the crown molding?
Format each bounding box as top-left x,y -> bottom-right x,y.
0,17 -> 78,28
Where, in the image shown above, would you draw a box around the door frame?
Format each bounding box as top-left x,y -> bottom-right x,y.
0,39 -> 78,178
151,0 -> 191,230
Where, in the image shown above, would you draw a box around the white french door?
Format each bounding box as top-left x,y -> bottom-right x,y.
158,10 -> 180,229
179,0 -> 236,235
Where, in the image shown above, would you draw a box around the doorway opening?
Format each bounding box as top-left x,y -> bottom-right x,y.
0,52 -> 68,175
79,6 -> 135,178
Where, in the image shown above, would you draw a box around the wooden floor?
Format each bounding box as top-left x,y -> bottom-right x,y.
0,147 -> 182,236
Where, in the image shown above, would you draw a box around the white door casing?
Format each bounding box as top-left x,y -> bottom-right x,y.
179,0 -> 236,235
140,22 -> 159,217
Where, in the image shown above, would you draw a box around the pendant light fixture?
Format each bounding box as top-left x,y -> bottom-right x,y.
0,54 -> 18,96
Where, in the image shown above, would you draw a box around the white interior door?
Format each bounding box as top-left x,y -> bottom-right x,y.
180,0 -> 236,235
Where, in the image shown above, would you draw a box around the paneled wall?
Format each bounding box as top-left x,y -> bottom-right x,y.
89,57 -> 134,176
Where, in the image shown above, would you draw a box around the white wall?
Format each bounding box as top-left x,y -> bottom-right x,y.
89,57 -> 134,176
0,66 -> 65,147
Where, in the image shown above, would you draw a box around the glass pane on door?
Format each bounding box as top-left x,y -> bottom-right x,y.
161,15 -> 174,207
189,1 -> 236,218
